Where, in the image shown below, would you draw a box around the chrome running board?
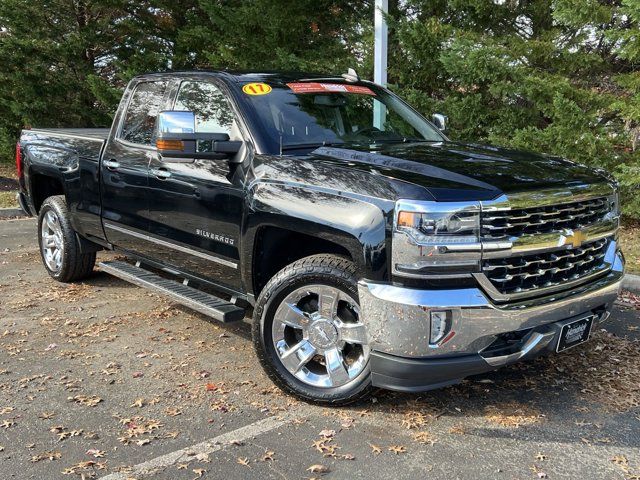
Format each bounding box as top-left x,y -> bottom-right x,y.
99,260 -> 245,323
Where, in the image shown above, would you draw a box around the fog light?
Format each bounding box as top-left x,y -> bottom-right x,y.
430,310 -> 452,344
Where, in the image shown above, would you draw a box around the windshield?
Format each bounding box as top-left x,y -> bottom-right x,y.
242,81 -> 444,151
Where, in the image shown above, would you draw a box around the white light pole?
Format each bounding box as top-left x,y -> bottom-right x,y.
373,0 -> 388,130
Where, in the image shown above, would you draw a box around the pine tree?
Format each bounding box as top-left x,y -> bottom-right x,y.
388,0 -> 639,217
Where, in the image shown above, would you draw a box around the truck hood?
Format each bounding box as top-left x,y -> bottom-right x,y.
310,142 -> 611,202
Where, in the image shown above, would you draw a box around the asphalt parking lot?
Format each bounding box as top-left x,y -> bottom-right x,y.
1,217 -> 640,480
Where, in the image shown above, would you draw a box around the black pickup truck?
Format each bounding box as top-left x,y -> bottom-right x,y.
16,70 -> 624,404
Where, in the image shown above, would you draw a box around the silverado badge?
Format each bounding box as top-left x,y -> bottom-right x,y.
196,229 -> 235,246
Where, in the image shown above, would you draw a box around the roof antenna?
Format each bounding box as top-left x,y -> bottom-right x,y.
279,133 -> 283,157
341,68 -> 359,83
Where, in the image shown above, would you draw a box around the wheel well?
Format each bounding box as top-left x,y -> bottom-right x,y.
31,174 -> 64,213
253,227 -> 354,295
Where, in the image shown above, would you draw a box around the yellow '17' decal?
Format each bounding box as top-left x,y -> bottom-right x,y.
242,83 -> 272,95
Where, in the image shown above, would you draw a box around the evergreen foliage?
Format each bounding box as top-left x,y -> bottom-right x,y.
0,1 -> 637,217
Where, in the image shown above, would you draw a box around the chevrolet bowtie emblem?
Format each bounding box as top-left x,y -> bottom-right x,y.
563,229 -> 587,248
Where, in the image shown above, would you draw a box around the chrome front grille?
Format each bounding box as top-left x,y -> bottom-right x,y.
482,238 -> 609,296
481,197 -> 610,239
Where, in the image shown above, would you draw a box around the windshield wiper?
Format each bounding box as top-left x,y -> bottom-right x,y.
281,141 -> 346,151
368,137 -> 441,145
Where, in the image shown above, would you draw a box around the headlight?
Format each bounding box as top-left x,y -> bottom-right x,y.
396,209 -> 479,240
392,200 -> 481,278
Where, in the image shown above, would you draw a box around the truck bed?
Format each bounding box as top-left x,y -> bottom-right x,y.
27,128 -> 110,141
20,128 -> 109,174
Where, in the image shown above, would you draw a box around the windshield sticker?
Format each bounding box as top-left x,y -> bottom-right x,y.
242,83 -> 272,96
287,82 -> 376,96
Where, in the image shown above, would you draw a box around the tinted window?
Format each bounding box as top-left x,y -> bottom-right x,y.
243,83 -> 444,151
120,81 -> 168,145
174,81 -> 234,135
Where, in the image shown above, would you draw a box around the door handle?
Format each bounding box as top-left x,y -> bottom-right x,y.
151,168 -> 172,179
103,159 -> 120,170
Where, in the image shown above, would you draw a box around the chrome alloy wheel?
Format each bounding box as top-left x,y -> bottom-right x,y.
271,285 -> 369,388
41,210 -> 64,272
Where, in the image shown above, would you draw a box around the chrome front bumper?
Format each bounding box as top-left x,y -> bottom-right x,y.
358,245 -> 624,391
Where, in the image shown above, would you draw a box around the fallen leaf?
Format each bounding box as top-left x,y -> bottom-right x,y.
307,464 -> 330,474
31,451 -> 62,462
86,449 -> 105,458
195,453 -> 210,463
237,457 -> 250,467
413,431 -> 437,445
388,445 -> 407,455
611,455 -> 629,466
69,395 -> 102,407
369,444 -> 382,455
318,429 -> 336,438
1,420 -> 15,429
448,424 -> 466,435
165,407 -> 182,417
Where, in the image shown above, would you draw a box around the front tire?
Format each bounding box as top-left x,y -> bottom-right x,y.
38,196 -> 96,282
252,254 -> 372,405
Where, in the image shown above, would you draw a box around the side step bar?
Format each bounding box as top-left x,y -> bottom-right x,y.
98,260 -> 245,323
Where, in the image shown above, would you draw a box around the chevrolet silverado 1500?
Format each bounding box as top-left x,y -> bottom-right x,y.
16,70 -> 624,404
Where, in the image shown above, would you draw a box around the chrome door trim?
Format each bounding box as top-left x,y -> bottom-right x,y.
103,221 -> 238,269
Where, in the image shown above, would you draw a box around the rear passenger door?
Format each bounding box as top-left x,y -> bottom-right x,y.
146,79 -> 246,290
101,80 -> 170,255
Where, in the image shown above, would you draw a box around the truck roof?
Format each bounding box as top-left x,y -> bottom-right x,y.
133,70 -> 365,86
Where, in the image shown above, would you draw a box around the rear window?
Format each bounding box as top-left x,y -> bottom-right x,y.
120,81 -> 168,145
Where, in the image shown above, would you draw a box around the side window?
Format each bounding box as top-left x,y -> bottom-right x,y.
174,81 -> 235,136
120,81 -> 168,145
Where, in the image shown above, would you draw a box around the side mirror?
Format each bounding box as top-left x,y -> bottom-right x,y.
431,113 -> 448,132
155,111 -> 243,163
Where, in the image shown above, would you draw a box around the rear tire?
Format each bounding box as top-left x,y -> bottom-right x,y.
252,254 -> 372,405
38,196 -> 96,282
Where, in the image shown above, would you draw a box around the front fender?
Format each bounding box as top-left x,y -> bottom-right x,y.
243,181 -> 394,290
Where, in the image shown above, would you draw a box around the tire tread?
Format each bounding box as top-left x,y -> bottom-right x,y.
252,254 -> 372,406
38,195 -> 96,283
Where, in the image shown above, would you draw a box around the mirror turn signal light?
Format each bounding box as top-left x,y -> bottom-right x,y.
156,139 -> 184,151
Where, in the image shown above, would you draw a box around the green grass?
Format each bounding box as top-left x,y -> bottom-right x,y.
0,190 -> 17,208
619,224 -> 640,275
0,162 -> 18,209
0,163 -> 16,180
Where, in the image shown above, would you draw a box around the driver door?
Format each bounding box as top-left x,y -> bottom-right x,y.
146,79 -> 245,290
